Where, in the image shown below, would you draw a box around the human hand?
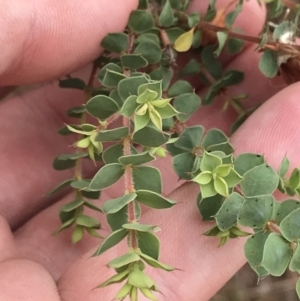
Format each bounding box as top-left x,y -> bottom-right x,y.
1,1 -> 300,300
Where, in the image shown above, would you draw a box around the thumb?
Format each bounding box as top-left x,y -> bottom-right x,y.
0,0 -> 138,85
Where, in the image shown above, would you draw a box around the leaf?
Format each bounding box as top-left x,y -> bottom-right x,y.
76,215 -> 100,228
159,0 -> 175,27
89,163 -> 124,191
122,223 -> 158,232
197,193 -> 224,221
149,66 -> 174,91
274,199 -> 300,225
173,92 -> 201,122
234,153 -> 265,176
289,168 -> 300,189
108,252 -> 140,268
72,226 -> 84,243
95,127 -> 129,142
173,28 -> 195,52
278,156 -> 290,178
109,89 -> 123,107
101,33 -> 129,53
136,190 -> 176,209
54,218 -> 75,235
222,168 -> 243,188
289,243 -> 300,272
85,95 -> 119,120
119,152 -> 155,166
132,166 -> 162,193
102,70 -> 126,88
178,58 -> 201,77
214,32 -> 228,57
227,36 -> 244,54
114,283 -> 132,299
174,126 -> 204,151
138,252 -> 174,271
280,207 -> 300,242
84,201 -> 103,212
201,151 -> 222,172
138,231 -> 160,260
47,179 -> 73,196
259,49 -> 278,78
118,75 -> 149,101
136,33 -> 160,45
214,176 -> 229,197
296,278 -> 300,299
240,164 -> 279,197
168,80 -> 193,97
134,112 -> 151,132
120,54 -> 148,70
201,45 -> 223,80
261,233 -> 292,276
97,270 -> 130,288
132,126 -> 170,147
106,203 -> 141,231
244,231 -> 270,278
60,199 -> 84,212
215,192 -> 244,231
128,268 -> 155,289
98,63 -> 122,83
202,128 -> 228,148
102,194 -> 137,214
173,152 -> 196,180
134,41 -> 162,64
140,288 -> 158,301
238,195 -> 274,228
188,12 -> 200,28
59,77 -> 86,90
93,228 -> 128,256
128,10 -> 155,33
53,153 -> 88,170
102,144 -> 138,164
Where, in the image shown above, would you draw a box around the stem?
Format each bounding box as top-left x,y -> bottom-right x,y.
123,117 -> 138,250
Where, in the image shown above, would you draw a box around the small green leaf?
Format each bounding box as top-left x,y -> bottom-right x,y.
53,153 -> 88,170
54,218 -> 75,235
174,93 -> 201,122
128,10 -> 154,33
261,233 -> 292,276
134,41 -> 162,64
133,126 -> 170,147
60,199 -> 84,212
173,28 -> 195,52
214,176 -> 229,197
165,27 -> 185,44
102,144 -> 138,164
174,126 -> 204,151
173,152 -> 196,180
201,151 -> 222,172
197,193 -> 224,221
227,36 -> 244,54
122,223 -> 158,232
132,166 -> 162,193
240,164 -> 279,197
119,151 -> 155,166
47,179 -> 73,196
278,156 -> 290,178
244,231 -> 270,278
149,66 -> 174,91
114,283 -> 132,299
149,109 -> 162,131
138,252 -> 174,271
222,168 -> 243,187
234,153 -> 265,176
102,69 -> 126,88
188,12 -> 200,28
238,195 -> 274,228
280,207 -> 300,242
121,54 -> 148,70
274,199 -> 300,225
215,192 -> 244,231
200,180 -> 217,199
118,75 -> 149,101
289,243 -> 300,272
259,49 -> 278,78
214,32 -> 228,57
159,0 -> 175,27
201,45 -> 223,80
193,171 -> 212,185
128,268 -> 155,289
136,33 -> 160,45
108,252 -> 140,268
93,228 -> 128,256
120,95 -> 139,118
89,163 -> 124,191
168,80 -> 193,97
86,95 -> 119,120
138,231 -> 160,260
178,58 -> 201,77
59,77 -> 86,90
84,201 -> 103,212
289,168 -> 300,189
98,63 -> 122,83
97,270 -> 130,288
101,33 -> 129,53
102,194 -> 137,214
72,226 -> 84,243
95,127 -> 129,142
76,215 -> 100,228
136,190 -> 176,209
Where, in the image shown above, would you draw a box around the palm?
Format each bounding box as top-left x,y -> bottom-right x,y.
1,0 -> 300,300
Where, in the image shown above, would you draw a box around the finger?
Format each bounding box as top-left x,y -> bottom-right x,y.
16,83 -> 300,300
0,0 -> 137,85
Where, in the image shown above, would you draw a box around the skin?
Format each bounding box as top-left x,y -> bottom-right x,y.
1,0 -> 300,300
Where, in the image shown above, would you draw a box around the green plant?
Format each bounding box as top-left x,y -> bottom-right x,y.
48,0 -> 300,300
